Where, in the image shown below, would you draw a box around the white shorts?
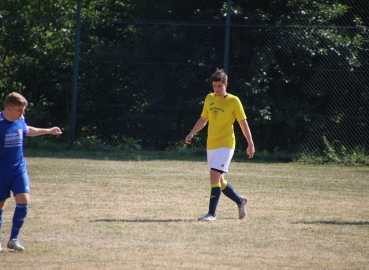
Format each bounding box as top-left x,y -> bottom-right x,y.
207,148 -> 234,173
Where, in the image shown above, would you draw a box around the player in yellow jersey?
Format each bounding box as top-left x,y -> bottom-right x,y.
185,69 -> 255,221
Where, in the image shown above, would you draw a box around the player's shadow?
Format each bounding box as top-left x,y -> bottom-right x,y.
292,221 -> 369,226
91,219 -> 196,223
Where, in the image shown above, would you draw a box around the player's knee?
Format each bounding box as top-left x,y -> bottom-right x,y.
14,193 -> 30,204
0,200 -> 6,209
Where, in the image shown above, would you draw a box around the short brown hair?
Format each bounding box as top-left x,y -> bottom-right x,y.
5,92 -> 28,107
210,69 -> 228,83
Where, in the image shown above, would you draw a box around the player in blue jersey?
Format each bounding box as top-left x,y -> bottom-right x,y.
0,92 -> 62,251
185,69 -> 255,221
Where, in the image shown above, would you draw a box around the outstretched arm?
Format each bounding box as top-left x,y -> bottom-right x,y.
239,120 -> 255,158
26,126 -> 63,137
185,117 -> 208,144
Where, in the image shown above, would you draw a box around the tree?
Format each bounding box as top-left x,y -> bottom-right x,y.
1,0 -> 368,152
0,0 -> 76,137
226,0 -> 369,152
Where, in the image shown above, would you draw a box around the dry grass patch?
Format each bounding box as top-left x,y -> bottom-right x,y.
0,156 -> 368,269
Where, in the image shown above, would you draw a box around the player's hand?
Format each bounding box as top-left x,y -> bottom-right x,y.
49,127 -> 63,136
246,143 -> 255,158
185,134 -> 193,144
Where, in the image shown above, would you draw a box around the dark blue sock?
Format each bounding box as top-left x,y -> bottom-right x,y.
0,208 -> 4,242
208,184 -> 221,217
10,204 -> 29,240
222,180 -> 242,204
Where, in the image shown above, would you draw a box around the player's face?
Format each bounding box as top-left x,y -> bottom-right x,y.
212,81 -> 228,98
8,105 -> 26,121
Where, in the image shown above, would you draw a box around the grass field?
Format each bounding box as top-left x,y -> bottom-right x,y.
1,151 -> 368,269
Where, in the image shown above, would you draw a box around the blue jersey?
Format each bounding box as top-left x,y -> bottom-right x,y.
0,111 -> 29,177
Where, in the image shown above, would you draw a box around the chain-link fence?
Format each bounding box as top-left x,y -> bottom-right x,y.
1,1 -> 368,156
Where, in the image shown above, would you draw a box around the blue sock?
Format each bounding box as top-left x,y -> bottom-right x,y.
10,204 -> 29,240
208,184 -> 221,217
222,180 -> 242,204
0,208 -> 4,242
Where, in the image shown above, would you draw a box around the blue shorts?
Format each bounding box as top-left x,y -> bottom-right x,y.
0,172 -> 30,201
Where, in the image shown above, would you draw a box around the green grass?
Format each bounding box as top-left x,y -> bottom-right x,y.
0,150 -> 368,269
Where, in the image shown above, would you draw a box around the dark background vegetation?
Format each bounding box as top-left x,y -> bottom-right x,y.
1,0 -> 368,164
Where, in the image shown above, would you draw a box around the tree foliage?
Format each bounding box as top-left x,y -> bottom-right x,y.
1,0 -> 368,152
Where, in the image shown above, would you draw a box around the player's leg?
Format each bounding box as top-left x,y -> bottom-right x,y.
0,178 -> 11,252
198,148 -> 233,221
221,175 -> 248,219
198,169 -> 222,221
0,200 -> 5,252
213,149 -> 239,204
221,174 -> 243,204
213,149 -> 248,220
8,172 -> 30,251
208,169 -> 222,217
198,149 -> 218,221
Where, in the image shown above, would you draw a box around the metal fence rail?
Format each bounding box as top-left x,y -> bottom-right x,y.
75,21 -> 369,154
1,1 -> 368,156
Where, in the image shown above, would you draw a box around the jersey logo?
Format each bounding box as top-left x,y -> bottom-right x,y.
4,131 -> 23,148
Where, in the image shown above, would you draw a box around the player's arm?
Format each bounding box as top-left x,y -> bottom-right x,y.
26,126 -> 63,137
185,117 -> 208,144
238,120 -> 255,158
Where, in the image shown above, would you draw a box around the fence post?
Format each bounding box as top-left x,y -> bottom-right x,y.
70,0 -> 82,147
223,0 -> 231,74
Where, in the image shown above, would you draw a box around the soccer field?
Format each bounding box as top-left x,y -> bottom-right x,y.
1,154 -> 368,269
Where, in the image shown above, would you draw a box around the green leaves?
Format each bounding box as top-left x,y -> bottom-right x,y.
1,0 -> 368,153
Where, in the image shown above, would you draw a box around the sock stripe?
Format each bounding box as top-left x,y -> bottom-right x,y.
16,204 -> 28,209
222,179 -> 228,190
211,183 -> 221,188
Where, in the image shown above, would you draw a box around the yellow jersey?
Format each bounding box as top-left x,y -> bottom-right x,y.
201,93 -> 247,150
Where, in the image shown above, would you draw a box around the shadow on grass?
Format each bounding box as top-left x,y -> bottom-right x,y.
293,221 -> 369,226
91,219 -> 197,223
